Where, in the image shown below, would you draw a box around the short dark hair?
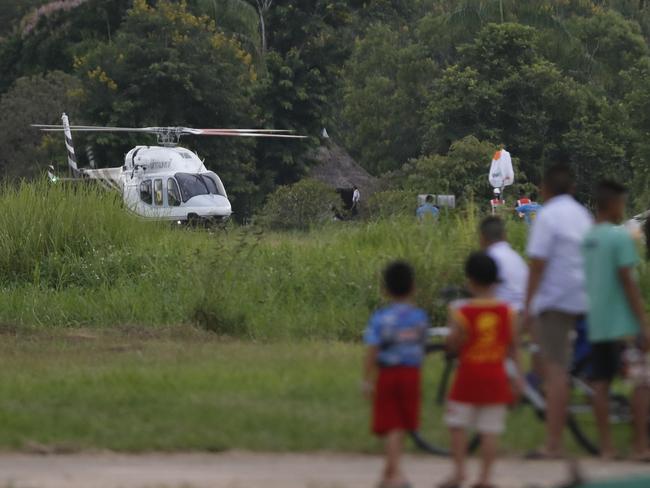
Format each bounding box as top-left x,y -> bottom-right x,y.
543,164 -> 575,196
595,180 -> 627,212
465,252 -> 499,286
383,261 -> 415,298
425,194 -> 434,203
519,189 -> 526,196
479,216 -> 506,243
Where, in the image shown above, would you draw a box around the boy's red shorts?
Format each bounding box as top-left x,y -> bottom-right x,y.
372,366 -> 421,435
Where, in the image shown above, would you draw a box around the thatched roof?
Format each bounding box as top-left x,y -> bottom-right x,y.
308,141 -> 380,194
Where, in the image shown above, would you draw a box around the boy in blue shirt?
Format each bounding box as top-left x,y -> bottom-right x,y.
363,261 -> 429,488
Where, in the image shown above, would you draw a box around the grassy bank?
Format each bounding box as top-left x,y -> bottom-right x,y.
0,182 -> 532,338
0,329 -> 548,453
0,181 -> 646,339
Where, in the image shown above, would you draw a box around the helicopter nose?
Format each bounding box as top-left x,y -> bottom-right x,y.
186,194 -> 231,212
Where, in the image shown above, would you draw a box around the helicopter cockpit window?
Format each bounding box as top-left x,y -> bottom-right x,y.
167,178 -> 181,207
175,173 -> 222,202
140,180 -> 152,205
201,175 -> 218,195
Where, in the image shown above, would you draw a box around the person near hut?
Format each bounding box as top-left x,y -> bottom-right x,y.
352,185 -> 361,217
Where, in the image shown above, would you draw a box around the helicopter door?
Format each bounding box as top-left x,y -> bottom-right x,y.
140,180 -> 153,205
167,178 -> 181,207
153,179 -> 164,206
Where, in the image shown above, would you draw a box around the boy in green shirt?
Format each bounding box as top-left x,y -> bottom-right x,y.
583,180 -> 650,460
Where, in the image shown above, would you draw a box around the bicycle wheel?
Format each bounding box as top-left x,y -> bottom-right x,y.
410,345 -> 480,455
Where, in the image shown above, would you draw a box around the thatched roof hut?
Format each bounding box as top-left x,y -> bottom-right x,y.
308,141 -> 381,196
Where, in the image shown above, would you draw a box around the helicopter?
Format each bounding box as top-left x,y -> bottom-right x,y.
34,114 -> 305,224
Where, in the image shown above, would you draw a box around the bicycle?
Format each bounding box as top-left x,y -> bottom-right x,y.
410,314 -> 646,457
410,324 -> 550,456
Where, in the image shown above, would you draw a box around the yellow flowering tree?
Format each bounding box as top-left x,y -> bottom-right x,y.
77,0 -> 258,208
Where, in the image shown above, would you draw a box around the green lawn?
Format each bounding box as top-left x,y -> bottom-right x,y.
0,327 -> 552,454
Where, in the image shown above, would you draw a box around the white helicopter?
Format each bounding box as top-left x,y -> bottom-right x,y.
34,114 -> 304,224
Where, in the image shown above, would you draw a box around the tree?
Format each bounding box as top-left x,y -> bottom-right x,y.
400,136 -> 497,202
564,10 -> 648,90
0,71 -> 82,179
249,0 -> 273,56
342,24 -> 436,174
251,1 -> 353,194
0,0 -> 47,38
424,24 -> 584,184
622,58 -> 650,209
76,0 -> 259,211
0,0 -> 131,94
192,0 -> 262,61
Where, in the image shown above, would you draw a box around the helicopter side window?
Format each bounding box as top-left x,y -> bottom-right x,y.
154,179 -> 164,206
140,180 -> 152,205
167,178 -> 181,207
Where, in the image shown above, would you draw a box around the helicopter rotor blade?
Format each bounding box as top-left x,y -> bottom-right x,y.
33,125 -> 158,133
32,125 -> 307,139
196,129 -> 295,133
194,130 -> 306,139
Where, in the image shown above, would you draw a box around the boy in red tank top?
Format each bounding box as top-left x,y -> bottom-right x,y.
439,252 -> 524,488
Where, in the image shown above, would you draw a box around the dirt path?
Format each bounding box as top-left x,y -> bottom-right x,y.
0,452 -> 648,488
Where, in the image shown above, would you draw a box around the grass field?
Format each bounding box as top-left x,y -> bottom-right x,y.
0,327 -> 551,454
0,182 -> 645,454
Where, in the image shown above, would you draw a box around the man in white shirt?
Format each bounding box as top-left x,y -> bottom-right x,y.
479,216 -> 528,314
352,185 -> 361,216
524,164 -> 593,458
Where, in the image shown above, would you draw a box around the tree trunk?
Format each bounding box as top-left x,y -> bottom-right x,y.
259,6 -> 267,56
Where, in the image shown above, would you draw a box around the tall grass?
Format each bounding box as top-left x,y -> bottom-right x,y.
0,182 -> 621,339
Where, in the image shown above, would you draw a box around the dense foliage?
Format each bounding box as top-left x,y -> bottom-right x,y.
2,1 -> 650,213
254,179 -> 339,230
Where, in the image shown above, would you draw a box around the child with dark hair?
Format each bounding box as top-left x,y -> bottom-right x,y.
363,261 -> 429,488
440,252 -> 523,488
583,180 -> 650,460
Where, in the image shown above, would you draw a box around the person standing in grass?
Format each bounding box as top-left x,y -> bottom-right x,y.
440,252 -> 523,488
417,195 -> 440,223
363,261 -> 429,488
515,193 -> 543,227
582,180 -> 650,461
524,163 -> 593,459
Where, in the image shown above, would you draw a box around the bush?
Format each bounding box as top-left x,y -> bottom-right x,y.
255,179 -> 340,231
367,190 -> 417,220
